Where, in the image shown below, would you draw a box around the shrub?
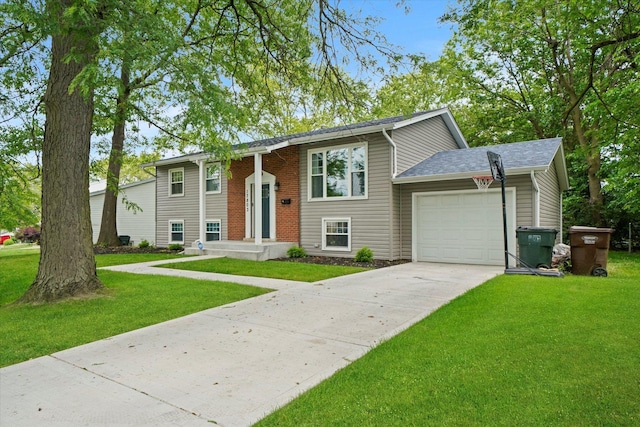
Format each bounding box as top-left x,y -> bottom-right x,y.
19,226 -> 41,244
3,238 -> 16,246
287,245 -> 307,258
138,239 -> 150,248
168,243 -> 183,251
354,246 -> 374,263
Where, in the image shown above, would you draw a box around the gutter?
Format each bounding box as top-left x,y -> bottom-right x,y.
382,128 -> 398,178
392,165 -> 551,185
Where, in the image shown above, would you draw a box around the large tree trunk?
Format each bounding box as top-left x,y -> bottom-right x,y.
97,66 -> 130,246
571,106 -> 604,225
19,0 -> 104,303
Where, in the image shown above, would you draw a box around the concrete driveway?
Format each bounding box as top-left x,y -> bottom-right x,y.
0,261 -> 501,427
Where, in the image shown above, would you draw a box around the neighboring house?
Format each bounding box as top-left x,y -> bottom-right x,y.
89,178 -> 156,245
142,108 -> 569,266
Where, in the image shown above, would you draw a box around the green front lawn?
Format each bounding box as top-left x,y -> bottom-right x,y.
156,257 -> 369,282
0,251 -> 270,368
257,251 -> 640,426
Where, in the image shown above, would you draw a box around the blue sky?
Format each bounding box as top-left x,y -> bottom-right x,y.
346,0 -> 456,60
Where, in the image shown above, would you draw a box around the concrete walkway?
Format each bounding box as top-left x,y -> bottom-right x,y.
1,260 -> 501,427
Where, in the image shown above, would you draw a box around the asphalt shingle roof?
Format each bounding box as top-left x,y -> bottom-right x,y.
397,137 -> 562,178
239,111 -> 434,149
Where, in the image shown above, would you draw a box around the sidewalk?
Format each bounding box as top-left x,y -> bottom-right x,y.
1,261 -> 501,426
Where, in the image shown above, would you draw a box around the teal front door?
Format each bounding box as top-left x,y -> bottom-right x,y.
261,184 -> 270,239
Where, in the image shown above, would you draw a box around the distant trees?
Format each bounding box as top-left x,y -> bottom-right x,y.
439,0 -> 640,227
373,0 -> 640,236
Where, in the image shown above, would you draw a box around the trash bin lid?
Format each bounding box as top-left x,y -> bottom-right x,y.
569,226 -> 614,234
516,226 -> 558,232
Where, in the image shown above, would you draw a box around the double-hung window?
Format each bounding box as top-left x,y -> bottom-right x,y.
309,143 -> 367,200
206,220 -> 221,241
169,168 -> 184,196
169,220 -> 184,244
322,218 -> 351,251
206,163 -> 221,193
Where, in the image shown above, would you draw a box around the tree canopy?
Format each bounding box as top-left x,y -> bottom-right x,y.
435,0 -> 640,232
2,0 -> 400,303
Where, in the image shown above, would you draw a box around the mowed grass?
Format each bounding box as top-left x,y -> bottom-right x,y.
0,250 -> 270,367
156,257 -> 369,282
257,251 -> 640,426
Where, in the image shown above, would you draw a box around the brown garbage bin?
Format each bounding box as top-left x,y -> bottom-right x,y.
568,226 -> 614,276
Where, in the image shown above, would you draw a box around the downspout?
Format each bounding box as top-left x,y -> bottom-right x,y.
382,128 -> 397,178
560,192 -> 563,243
531,170 -> 540,227
197,160 -> 206,245
382,128 -> 397,259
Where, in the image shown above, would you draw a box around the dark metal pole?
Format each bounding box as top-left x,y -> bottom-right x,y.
501,177 -> 509,270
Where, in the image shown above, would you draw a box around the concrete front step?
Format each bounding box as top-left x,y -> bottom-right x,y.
184,241 -> 294,261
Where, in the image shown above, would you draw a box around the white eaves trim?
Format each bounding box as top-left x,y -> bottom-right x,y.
392,165 -> 552,185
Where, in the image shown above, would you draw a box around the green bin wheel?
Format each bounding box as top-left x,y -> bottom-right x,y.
592,267 -> 608,277
536,264 -> 550,269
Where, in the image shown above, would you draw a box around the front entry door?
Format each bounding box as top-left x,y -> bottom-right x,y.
245,171 -> 275,240
261,184 -> 270,239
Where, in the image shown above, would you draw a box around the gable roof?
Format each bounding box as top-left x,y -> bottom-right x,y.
241,107 -> 468,150
142,108 -> 467,167
394,138 -> 569,190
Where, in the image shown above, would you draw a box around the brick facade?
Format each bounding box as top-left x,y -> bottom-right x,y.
227,146 -> 300,243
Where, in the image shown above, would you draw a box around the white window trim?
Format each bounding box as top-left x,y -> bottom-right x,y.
308,142 -> 368,201
168,220 -> 184,244
322,217 -> 351,252
205,219 -> 221,241
205,162 -> 222,194
168,167 -> 184,197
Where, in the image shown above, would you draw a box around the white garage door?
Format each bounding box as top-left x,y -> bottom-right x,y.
413,189 -> 516,266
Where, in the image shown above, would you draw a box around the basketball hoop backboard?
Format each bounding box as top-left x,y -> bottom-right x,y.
487,151 -> 504,182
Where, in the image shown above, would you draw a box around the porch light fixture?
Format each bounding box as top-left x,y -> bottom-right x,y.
274,181 -> 280,191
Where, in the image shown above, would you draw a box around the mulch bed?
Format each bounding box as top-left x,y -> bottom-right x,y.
93,245 -> 409,269
273,256 -> 410,269
93,245 -> 180,255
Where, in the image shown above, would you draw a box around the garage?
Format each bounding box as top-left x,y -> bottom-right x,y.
412,189 -> 517,266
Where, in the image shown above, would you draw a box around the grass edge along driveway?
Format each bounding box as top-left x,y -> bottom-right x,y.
155,257 -> 369,282
0,251 -> 271,368
257,251 -> 640,426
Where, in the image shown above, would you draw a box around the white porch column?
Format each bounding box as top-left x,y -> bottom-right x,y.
198,160 -> 206,244
254,153 -> 262,245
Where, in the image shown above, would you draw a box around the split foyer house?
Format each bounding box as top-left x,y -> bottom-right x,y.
143,108 -> 569,266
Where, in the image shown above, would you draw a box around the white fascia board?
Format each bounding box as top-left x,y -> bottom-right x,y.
287,124 -> 391,146
392,166 -> 547,185
554,143 -> 571,190
237,140 -> 291,158
390,108 -> 449,129
391,107 -> 469,149
141,154 -> 205,168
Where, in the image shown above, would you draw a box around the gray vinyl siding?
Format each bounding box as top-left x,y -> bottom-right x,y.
205,169 -> 228,241
299,134 -> 393,259
536,166 -> 562,243
392,116 -> 460,175
156,162 -> 200,247
390,183 -> 402,260
399,176 -> 534,259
